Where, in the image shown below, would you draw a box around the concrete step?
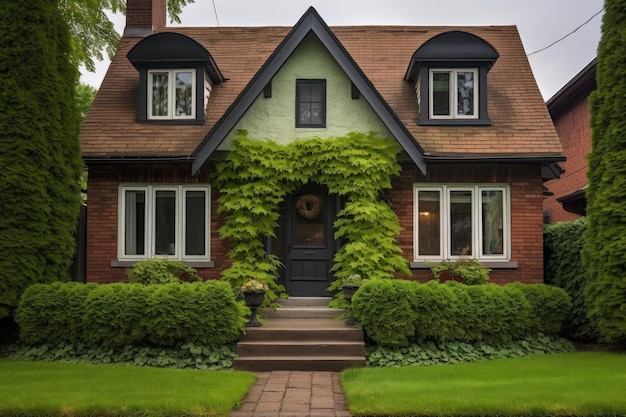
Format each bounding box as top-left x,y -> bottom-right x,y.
277,297 -> 332,307
240,318 -> 363,342
233,355 -> 366,372
263,306 -> 343,319
236,340 -> 366,357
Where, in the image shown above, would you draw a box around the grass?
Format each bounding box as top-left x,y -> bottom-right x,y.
0,359 -> 256,417
342,351 -> 626,416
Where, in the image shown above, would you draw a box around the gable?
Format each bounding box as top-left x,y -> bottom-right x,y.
219,33 -> 392,150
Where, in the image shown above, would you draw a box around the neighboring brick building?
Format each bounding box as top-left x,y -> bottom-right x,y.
544,59 -> 596,223
82,0 -> 564,290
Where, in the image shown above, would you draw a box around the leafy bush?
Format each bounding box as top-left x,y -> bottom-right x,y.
351,279 -> 572,347
366,334 -> 575,367
127,258 -> 200,284
545,219 -> 599,342
5,342 -> 236,370
16,281 -> 246,348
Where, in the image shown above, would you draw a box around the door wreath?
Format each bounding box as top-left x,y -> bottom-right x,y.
296,194 -> 322,219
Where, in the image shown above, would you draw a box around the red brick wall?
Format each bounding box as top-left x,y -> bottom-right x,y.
85,164 -> 230,283
392,163 -> 545,284
544,95 -> 592,223
125,0 -> 166,31
86,162 -> 545,284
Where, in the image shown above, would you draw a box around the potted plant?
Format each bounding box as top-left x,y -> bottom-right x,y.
240,279 -> 269,327
429,246 -> 491,285
341,274 -> 365,302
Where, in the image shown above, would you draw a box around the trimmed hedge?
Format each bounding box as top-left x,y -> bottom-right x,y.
351,280 -> 572,347
545,219 -> 599,342
15,281 -> 246,348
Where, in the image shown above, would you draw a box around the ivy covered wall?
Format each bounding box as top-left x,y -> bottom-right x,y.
214,131 -> 410,302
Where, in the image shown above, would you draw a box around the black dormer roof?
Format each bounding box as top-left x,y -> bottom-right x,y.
127,32 -> 225,84
404,31 -> 499,82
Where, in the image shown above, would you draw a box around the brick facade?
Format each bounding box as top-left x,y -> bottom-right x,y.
544,95 -> 592,223
86,162 -> 544,285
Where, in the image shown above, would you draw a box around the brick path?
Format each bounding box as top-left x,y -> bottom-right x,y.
229,371 -> 352,417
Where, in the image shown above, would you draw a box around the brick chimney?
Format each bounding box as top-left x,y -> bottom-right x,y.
123,0 -> 166,38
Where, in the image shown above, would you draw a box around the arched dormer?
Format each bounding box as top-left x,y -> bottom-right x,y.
127,32 -> 225,123
405,31 -> 499,126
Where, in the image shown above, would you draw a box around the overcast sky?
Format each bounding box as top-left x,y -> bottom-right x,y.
80,0 -> 604,100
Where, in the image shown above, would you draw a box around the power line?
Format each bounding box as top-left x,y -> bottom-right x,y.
527,7 -> 604,56
212,0 -> 220,26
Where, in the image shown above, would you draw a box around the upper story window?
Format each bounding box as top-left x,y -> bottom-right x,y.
148,69 -> 196,120
414,184 -> 510,262
430,69 -> 478,119
404,31 -> 498,126
127,32 -> 225,124
119,185 -> 210,261
296,79 -> 326,128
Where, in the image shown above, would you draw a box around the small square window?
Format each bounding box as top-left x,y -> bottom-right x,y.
296,80 -> 326,128
428,69 -> 478,120
148,69 -> 196,120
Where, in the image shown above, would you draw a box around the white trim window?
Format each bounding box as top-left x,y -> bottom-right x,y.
148,69 -> 196,120
414,184 -> 510,261
119,185 -> 210,261
429,69 -> 478,119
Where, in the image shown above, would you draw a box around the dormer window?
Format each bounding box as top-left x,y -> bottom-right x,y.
430,69 -> 478,119
148,69 -> 196,120
127,32 -> 225,124
405,31 -> 498,126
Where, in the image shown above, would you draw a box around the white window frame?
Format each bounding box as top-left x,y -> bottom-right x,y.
413,184 -> 510,262
147,69 -> 196,120
429,68 -> 478,120
118,184 -> 210,261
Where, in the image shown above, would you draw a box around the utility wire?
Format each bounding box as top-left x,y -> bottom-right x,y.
527,7 -> 604,56
212,0 -> 220,26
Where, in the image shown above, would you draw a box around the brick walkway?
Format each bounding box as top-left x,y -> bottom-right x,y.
229,371 -> 352,417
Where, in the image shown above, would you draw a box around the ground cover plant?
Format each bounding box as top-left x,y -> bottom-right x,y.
0,359 -> 256,417
342,351 -> 626,416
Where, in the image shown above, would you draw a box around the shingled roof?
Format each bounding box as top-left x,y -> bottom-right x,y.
81,8 -> 563,171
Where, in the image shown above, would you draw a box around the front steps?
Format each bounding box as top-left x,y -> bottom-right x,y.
234,297 -> 366,372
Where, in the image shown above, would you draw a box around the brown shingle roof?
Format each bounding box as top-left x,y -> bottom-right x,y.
81,24 -> 562,161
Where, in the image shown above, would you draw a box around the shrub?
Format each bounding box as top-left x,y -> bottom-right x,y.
16,281 -> 245,349
16,282 -> 98,345
351,280 -> 416,346
544,219 -> 599,342
127,258 -> 200,284
352,279 -> 572,347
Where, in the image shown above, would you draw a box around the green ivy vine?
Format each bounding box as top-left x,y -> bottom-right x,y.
213,131 -> 410,303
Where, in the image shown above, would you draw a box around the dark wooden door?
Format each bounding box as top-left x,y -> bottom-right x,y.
285,185 -> 335,296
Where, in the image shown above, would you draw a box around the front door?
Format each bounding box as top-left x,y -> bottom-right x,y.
285,185 -> 335,296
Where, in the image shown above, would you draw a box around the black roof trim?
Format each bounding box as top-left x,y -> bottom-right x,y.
546,58 -> 596,117
191,6 -> 426,175
405,31 -> 499,82
127,32 -> 225,84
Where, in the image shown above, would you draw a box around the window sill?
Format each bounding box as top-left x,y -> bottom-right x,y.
410,261 -> 518,269
111,260 -> 215,268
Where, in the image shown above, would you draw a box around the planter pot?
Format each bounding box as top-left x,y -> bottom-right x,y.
342,284 -> 360,302
243,291 -> 265,327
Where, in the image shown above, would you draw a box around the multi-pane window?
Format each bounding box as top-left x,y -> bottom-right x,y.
148,69 -> 195,120
119,185 -> 209,260
429,69 -> 478,119
414,185 -> 509,261
296,80 -> 326,127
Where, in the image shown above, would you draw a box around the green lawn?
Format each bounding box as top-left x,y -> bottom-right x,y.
0,359 -> 256,417
342,351 -> 626,416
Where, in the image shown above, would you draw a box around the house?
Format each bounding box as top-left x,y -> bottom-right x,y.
543,59 -> 596,223
81,0 -> 564,294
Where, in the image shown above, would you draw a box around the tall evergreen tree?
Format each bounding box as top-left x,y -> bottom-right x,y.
582,0 -> 626,347
0,0 -> 83,319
